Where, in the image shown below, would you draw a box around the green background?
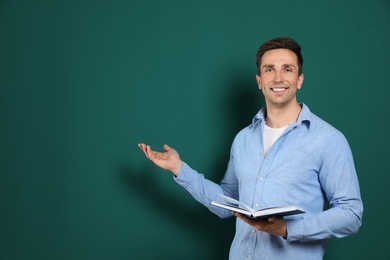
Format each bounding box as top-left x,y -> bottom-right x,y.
1,0 -> 389,259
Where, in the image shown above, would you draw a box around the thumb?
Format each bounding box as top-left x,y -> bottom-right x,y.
163,144 -> 172,151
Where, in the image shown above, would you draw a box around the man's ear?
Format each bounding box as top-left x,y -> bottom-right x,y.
256,74 -> 262,89
297,73 -> 304,90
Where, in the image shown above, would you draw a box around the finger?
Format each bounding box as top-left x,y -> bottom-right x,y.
268,216 -> 282,223
163,144 -> 171,152
138,143 -> 148,154
233,212 -> 246,220
146,145 -> 154,158
148,146 -> 160,161
233,212 -> 249,223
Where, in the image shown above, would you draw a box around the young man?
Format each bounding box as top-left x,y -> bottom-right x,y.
138,37 -> 363,259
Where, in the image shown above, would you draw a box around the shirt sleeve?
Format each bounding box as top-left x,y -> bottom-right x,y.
286,132 -> 363,242
174,158 -> 238,219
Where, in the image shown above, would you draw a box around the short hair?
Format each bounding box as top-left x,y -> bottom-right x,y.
256,37 -> 303,75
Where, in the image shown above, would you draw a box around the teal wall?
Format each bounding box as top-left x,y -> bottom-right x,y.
1,0 -> 389,259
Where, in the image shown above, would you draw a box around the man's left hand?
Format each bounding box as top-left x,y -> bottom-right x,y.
232,212 -> 287,237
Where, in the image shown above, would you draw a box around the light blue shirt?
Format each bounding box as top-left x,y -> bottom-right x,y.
175,104 -> 363,259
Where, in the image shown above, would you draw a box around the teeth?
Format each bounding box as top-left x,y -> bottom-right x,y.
272,88 -> 285,92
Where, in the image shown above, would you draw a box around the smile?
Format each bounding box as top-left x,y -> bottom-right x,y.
271,87 -> 288,92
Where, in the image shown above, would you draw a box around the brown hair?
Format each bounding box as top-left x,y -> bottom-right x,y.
256,37 -> 303,75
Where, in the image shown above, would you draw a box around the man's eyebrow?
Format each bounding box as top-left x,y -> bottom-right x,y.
261,64 -> 297,69
282,64 -> 297,68
261,64 -> 275,69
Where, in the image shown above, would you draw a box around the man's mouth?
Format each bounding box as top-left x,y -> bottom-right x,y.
271,87 -> 288,92
269,82 -> 290,93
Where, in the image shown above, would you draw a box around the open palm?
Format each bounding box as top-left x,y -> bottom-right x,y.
138,143 -> 183,176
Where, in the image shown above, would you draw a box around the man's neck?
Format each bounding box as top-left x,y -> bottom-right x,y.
265,102 -> 302,128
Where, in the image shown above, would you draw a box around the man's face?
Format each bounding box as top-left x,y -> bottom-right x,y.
256,48 -> 304,108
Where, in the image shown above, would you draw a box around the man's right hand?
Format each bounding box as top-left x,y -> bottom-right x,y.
138,143 -> 183,176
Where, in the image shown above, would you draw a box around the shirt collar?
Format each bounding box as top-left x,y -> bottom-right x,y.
252,103 -> 312,126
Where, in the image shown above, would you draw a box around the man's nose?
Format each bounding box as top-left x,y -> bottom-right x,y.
273,70 -> 283,83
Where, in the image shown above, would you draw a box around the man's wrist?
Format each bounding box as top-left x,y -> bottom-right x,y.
172,161 -> 183,176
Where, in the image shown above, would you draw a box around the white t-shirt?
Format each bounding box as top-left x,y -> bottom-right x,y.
264,124 -> 288,154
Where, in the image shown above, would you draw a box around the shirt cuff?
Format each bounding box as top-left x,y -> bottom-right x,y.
173,162 -> 193,188
285,218 -> 306,242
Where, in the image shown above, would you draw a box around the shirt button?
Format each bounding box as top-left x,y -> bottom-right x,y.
255,203 -> 259,207
259,177 -> 264,181
251,229 -> 256,234
247,255 -> 252,259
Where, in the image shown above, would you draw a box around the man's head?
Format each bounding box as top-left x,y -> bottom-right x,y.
255,37 -> 304,110
256,37 -> 303,76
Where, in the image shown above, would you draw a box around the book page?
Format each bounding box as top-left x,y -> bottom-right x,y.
217,194 -> 255,212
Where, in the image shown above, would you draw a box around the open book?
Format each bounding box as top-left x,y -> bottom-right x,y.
211,194 -> 305,219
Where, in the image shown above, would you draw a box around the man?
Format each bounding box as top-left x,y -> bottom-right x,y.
138,37 -> 363,259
